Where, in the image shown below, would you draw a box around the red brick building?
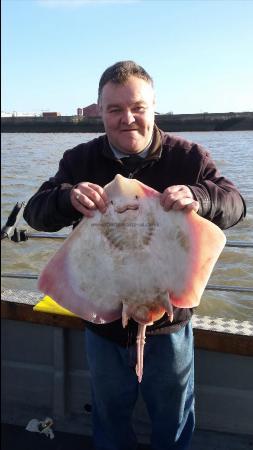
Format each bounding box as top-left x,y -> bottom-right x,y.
77,104 -> 100,117
42,112 -> 61,117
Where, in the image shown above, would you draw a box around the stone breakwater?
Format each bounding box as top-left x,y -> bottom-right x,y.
1,112 -> 253,133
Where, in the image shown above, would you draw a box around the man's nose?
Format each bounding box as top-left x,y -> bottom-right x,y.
122,110 -> 135,125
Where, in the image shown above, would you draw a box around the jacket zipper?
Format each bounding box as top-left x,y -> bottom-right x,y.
128,168 -> 141,179
122,157 -> 157,179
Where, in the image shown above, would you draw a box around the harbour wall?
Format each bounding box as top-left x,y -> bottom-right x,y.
1,112 -> 253,133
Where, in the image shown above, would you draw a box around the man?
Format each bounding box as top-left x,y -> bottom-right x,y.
24,61 -> 246,450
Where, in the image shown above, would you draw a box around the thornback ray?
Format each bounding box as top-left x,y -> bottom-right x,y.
38,174 -> 226,382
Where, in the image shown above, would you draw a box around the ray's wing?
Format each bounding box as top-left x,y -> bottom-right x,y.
37,217 -> 123,324
167,210 -> 226,308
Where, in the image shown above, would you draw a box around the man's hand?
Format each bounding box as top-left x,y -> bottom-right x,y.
71,182 -> 109,217
160,185 -> 199,213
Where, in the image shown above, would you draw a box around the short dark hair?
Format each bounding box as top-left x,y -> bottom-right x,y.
98,60 -> 153,103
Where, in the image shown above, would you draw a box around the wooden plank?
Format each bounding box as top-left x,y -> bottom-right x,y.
1,299 -> 253,356
193,328 -> 253,356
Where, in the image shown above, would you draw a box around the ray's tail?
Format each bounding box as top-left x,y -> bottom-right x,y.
136,324 -> 147,383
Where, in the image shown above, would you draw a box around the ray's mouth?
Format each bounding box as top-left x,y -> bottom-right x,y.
115,204 -> 139,214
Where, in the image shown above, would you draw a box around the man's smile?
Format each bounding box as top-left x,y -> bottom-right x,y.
120,128 -> 139,132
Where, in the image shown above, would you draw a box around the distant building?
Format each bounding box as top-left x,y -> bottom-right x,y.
76,104 -> 100,117
1,112 -> 13,117
1,111 -> 39,117
42,112 -> 61,117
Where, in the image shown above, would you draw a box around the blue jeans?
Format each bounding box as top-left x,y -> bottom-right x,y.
85,322 -> 195,450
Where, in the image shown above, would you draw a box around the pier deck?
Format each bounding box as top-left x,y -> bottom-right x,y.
2,423 -> 253,450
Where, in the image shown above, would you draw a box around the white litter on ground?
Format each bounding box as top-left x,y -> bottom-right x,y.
25,417 -> 54,439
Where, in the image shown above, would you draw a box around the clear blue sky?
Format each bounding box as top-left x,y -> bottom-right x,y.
2,0 -> 253,115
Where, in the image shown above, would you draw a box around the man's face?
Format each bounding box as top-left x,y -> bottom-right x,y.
99,76 -> 155,154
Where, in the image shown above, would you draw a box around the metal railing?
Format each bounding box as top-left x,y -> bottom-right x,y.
1,238 -> 253,294
4,231 -> 253,248
1,273 -> 253,294
1,202 -> 253,295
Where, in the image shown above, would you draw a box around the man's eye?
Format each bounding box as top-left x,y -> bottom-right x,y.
109,108 -> 120,113
134,107 -> 145,113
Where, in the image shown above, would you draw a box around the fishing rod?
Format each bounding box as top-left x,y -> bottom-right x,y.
1,202 -> 68,242
1,202 -> 27,241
